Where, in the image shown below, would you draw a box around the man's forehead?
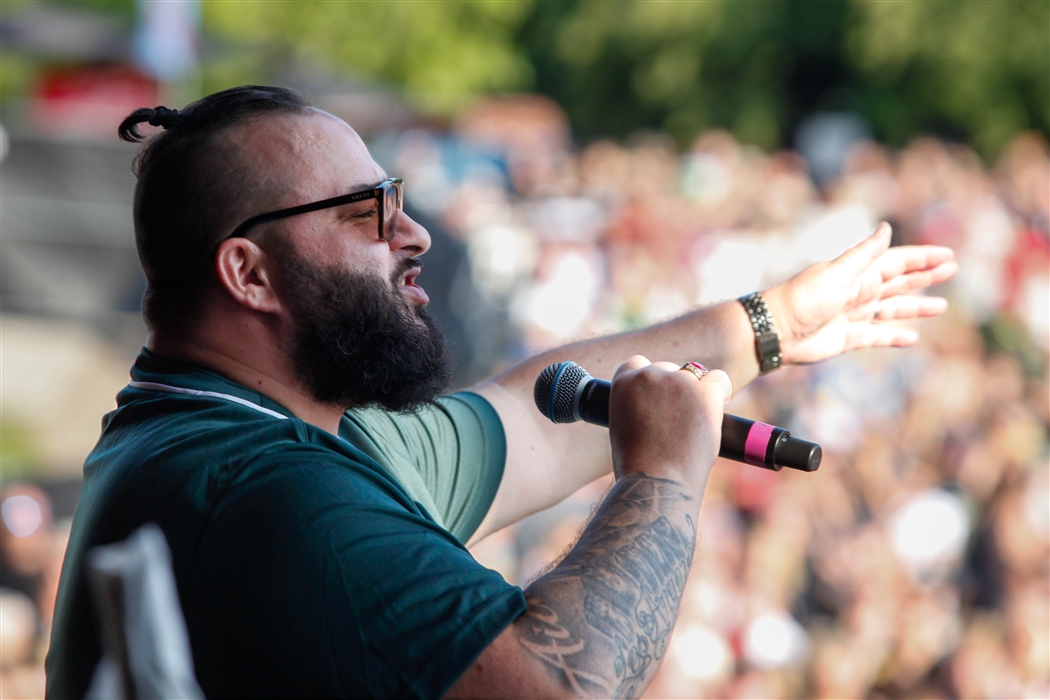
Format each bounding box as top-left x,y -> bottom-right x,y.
227,109 -> 384,195
233,108 -> 362,148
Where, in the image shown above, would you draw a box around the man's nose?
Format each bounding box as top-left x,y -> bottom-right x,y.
389,210 -> 431,256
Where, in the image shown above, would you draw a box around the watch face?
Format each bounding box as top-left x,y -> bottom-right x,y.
757,331 -> 782,373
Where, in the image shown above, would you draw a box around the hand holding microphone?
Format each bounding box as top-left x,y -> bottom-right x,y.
601,356 -> 733,485
534,360 -> 821,473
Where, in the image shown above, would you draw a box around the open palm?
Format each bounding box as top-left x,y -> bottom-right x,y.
766,223 -> 959,365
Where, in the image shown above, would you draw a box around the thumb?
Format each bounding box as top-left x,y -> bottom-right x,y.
836,222 -> 892,278
703,369 -> 734,405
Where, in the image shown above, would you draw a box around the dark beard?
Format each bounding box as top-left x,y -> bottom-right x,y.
282,250 -> 454,412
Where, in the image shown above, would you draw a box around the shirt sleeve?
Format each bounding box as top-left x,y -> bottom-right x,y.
340,392 -> 506,542
187,446 -> 526,699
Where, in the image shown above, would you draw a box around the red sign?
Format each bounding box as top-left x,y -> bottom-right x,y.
30,65 -> 159,138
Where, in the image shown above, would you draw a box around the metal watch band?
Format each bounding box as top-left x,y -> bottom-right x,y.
739,292 -> 782,374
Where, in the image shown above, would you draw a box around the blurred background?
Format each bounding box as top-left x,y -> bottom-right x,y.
0,1 -> 1047,697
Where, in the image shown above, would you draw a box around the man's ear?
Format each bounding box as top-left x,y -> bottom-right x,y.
214,237 -> 283,314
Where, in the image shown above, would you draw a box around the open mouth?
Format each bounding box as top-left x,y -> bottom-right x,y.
398,267 -> 429,305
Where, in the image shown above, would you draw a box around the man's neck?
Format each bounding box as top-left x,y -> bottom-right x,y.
148,332 -> 345,435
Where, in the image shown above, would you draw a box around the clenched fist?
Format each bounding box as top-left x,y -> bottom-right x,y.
608,355 -> 732,494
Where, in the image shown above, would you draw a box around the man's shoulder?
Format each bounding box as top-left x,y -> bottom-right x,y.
342,390 -> 503,468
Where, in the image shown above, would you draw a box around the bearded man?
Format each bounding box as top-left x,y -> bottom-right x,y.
47,86 -> 956,699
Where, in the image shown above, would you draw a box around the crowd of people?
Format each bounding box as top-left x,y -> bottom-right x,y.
0,93 -> 1046,698
393,97 -> 1048,699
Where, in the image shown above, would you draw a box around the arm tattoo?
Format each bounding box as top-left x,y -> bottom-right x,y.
515,473 -> 697,698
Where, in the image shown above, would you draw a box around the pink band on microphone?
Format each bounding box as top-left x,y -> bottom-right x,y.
744,421 -> 775,466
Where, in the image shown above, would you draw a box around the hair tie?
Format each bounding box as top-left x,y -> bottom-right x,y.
148,106 -> 181,128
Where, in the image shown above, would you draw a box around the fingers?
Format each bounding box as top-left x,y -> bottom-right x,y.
880,259 -> 959,296
836,224 -> 960,300
877,244 -> 956,281
835,222 -> 893,277
659,361 -> 732,402
613,356 -> 732,403
846,323 -> 919,350
673,364 -> 732,403
613,355 -> 651,381
848,298 -> 884,323
673,364 -> 733,408
872,295 -> 950,321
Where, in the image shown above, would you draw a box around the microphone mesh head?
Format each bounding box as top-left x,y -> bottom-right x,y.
534,361 -> 588,423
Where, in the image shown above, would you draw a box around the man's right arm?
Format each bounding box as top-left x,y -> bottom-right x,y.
447,357 -> 732,699
466,225 -> 956,545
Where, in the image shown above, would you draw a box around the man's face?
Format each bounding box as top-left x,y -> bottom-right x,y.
229,108 -> 434,315
232,109 -> 453,409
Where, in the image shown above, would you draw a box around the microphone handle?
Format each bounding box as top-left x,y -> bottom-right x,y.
576,379 -> 820,472
577,378 -> 611,426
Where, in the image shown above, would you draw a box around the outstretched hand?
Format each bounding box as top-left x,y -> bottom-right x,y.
764,222 -> 958,365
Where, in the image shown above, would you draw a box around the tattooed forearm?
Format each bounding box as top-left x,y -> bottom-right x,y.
514,473 -> 697,699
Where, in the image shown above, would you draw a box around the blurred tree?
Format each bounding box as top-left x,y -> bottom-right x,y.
202,0 -> 535,114
518,0 -> 1048,154
54,0 -> 135,17
518,0 -> 852,150
846,0 -> 1049,155
0,51 -> 36,101
13,0 -> 1042,156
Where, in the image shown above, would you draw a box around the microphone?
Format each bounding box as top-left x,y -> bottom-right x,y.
534,361 -> 821,472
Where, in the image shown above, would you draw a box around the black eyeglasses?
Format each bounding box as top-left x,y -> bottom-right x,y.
226,177 -> 404,242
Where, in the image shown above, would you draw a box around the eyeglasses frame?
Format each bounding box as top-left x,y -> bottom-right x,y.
224,177 -> 404,242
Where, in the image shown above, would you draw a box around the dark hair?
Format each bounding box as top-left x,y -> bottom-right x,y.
118,85 -> 309,333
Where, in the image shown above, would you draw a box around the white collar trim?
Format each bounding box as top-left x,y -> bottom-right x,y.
128,381 -> 289,420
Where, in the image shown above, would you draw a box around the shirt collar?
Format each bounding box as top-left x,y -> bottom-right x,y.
123,347 -> 297,419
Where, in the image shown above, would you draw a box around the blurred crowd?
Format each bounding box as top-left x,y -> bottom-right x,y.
0,484 -> 66,697
1,94 -> 1047,698
434,98 -> 1048,699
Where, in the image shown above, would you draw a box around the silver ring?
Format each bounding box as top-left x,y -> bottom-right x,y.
680,362 -> 709,380
874,303 -> 882,320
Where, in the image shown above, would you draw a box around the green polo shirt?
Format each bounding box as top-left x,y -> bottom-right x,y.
46,349 -> 525,699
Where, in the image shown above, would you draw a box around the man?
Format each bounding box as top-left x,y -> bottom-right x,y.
47,86 -> 956,699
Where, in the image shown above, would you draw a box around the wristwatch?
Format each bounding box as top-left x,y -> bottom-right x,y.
739,292 -> 782,374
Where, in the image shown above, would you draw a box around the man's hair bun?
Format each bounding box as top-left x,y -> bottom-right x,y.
118,106 -> 184,142
115,85 -> 309,333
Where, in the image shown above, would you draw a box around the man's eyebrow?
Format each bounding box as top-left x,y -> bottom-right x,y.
346,177 -> 388,192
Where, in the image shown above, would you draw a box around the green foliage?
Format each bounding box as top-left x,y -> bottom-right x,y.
203,0 -> 535,114
518,0 -> 855,150
982,313 -> 1050,379
847,0 -> 1049,155
11,0 -> 1032,153
518,0 -> 1048,154
0,419 -> 42,482
0,50 -> 36,99
51,0 -> 136,18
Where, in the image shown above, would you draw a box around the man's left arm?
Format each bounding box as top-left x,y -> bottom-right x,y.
466,223 -> 957,545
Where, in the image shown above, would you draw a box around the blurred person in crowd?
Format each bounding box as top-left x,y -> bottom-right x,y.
46,85 -> 957,699
1,485 -> 53,604
995,131 -> 1049,235
453,94 -> 572,199
0,484 -> 66,630
1,486 -> 61,699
